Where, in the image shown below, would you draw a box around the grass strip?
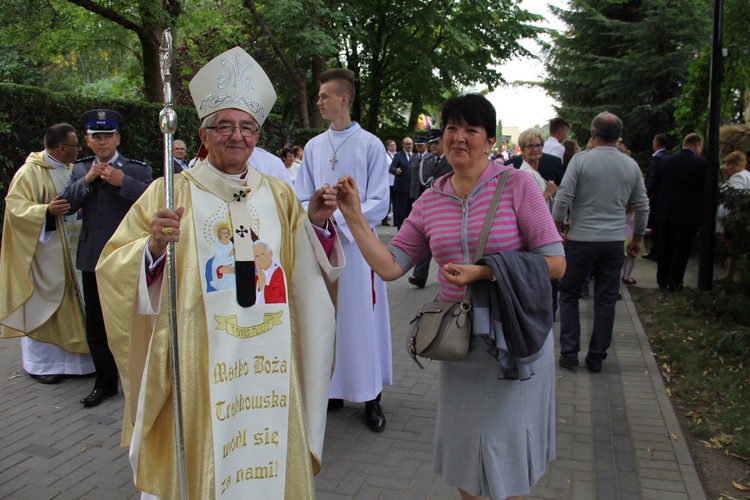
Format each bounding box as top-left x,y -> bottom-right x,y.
630,286 -> 750,459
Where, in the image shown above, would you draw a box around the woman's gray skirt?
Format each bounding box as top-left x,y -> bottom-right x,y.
433,331 -> 555,498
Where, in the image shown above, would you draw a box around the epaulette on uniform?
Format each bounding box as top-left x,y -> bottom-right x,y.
127,159 -> 151,167
75,155 -> 95,164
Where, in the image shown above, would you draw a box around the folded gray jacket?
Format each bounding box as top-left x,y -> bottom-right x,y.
472,251 -> 553,380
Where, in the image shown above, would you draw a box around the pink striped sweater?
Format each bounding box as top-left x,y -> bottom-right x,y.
390,161 -> 562,302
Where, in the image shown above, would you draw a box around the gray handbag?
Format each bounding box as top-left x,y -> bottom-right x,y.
407,170 -> 510,368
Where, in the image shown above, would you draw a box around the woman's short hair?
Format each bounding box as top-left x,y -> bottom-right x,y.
281,147 -> 294,158
517,128 -> 544,151
441,94 -> 496,140
724,151 -> 747,168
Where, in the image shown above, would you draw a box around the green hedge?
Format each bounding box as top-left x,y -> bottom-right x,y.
0,83 -> 408,236
0,83 -> 289,230
0,83 -> 201,178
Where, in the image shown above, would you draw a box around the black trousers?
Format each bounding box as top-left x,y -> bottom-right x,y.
82,271 -> 119,392
656,222 -> 698,289
412,250 -> 432,282
392,190 -> 409,229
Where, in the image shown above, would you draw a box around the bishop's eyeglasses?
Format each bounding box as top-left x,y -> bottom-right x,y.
205,124 -> 259,137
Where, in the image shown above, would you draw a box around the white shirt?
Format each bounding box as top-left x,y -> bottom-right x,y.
543,136 -> 564,160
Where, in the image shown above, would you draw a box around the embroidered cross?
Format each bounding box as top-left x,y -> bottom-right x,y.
233,190 -> 247,202
235,226 -> 249,238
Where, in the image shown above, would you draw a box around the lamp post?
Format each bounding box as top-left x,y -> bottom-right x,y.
698,0 -> 724,291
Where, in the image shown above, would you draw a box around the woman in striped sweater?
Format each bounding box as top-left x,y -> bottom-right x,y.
335,94 -> 565,500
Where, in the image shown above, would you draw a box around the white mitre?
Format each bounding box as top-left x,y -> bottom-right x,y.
189,46 -> 277,126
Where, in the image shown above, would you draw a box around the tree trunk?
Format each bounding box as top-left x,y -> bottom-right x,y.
140,28 -> 163,103
407,94 -> 423,131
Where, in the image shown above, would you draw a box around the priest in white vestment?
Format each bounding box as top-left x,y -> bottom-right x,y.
96,47 -> 344,499
295,68 -> 392,433
0,123 -> 94,383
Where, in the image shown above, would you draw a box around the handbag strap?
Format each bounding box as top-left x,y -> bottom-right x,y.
461,168 -> 511,303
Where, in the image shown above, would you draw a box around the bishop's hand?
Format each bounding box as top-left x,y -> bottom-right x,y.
308,183 -> 338,228
149,206 -> 184,258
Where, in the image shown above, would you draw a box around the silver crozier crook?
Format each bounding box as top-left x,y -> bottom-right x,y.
159,28 -> 189,499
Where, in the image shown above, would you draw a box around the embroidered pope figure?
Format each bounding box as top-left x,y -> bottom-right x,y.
253,240 -> 287,304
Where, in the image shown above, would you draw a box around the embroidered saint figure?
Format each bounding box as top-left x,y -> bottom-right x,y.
208,222 -> 236,291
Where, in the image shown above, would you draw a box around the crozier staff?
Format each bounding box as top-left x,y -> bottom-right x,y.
96,46 -> 344,499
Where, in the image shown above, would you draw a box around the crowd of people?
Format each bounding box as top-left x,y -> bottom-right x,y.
1,42 -> 748,499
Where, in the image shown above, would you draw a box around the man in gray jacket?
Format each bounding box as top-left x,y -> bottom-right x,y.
552,112 -> 648,373
61,109 -> 152,406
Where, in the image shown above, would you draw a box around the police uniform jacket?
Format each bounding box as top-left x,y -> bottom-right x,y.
62,154 -> 153,272
410,154 -> 452,200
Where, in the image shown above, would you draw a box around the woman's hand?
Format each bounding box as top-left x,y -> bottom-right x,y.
335,176 -> 363,219
544,180 -> 558,200
443,263 -> 494,287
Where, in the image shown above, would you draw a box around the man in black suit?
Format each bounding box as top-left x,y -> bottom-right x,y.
172,139 -> 188,172
505,152 -> 564,186
643,133 -> 670,260
389,136 -> 413,229
61,109 -> 153,406
654,133 -> 705,291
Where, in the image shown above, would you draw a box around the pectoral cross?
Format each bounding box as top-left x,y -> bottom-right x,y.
330,155 -> 338,169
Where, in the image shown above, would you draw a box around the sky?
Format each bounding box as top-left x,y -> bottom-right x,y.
482,0 -> 569,132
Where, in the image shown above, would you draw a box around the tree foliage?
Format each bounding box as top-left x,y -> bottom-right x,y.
2,0 -> 545,135
323,0 -> 543,132
0,0 -> 142,95
674,0 -> 750,137
543,0 -> 711,167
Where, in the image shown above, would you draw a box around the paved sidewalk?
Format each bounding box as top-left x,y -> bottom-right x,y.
0,226 -> 708,499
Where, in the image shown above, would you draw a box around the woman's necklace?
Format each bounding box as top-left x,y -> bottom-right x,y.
450,176 -> 472,201
327,128 -> 362,169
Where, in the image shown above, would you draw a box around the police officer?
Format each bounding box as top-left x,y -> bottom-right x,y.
408,129 -> 452,288
61,109 -> 153,407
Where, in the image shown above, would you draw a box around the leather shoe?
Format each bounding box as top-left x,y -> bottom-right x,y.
364,400 -> 386,432
327,398 -> 344,410
80,387 -> 118,407
559,355 -> 579,370
585,356 -> 603,373
586,361 -> 603,373
30,374 -> 62,384
408,276 -> 426,288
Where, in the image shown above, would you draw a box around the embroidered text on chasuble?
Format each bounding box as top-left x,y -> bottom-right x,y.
192,179 -> 291,498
